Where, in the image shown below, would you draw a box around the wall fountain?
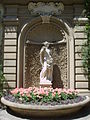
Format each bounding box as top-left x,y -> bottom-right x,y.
1,41 -> 90,117
1,1 -> 90,118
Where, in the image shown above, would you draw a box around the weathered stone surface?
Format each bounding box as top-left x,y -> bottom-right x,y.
76,75 -> 88,81
76,82 -> 88,88
4,40 -> 17,45
25,44 -> 41,88
4,60 -> 16,66
0,4 -> 4,64
5,33 -> 17,39
4,67 -> 16,73
75,60 -> 83,67
4,74 -> 16,81
25,43 -> 67,88
26,23 -> 65,44
74,33 -> 87,39
1,1 -> 89,92
4,46 -> 16,52
0,104 -> 90,120
1,96 -> 90,117
4,53 -> 16,59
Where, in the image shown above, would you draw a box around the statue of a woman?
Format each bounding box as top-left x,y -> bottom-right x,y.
40,41 -> 53,84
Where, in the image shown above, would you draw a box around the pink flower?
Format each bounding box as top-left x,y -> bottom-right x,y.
39,88 -> 45,95
11,88 -> 19,94
52,92 -> 56,97
26,93 -> 31,98
19,91 -> 24,95
10,87 -> 78,101
45,91 -> 49,96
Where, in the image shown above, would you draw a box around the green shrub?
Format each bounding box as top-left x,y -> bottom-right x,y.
0,64 -> 6,98
81,0 -> 90,89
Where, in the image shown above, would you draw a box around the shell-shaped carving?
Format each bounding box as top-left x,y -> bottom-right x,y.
28,2 -> 36,11
57,2 -> 64,11
37,2 -> 45,7
48,2 -> 55,6
28,2 -> 64,16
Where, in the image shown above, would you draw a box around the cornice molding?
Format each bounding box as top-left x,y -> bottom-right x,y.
0,0 -> 84,5
73,17 -> 89,25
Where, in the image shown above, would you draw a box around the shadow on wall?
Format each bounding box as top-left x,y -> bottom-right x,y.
52,64 -> 63,89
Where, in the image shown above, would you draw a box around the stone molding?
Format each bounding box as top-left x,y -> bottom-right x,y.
3,17 -> 19,25
17,16 -> 74,89
0,0 -> 84,5
28,2 -> 64,16
41,15 -> 51,23
26,16 -> 66,44
73,17 -> 89,25
1,96 -> 90,117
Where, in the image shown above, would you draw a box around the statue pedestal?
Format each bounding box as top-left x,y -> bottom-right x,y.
39,80 -> 52,88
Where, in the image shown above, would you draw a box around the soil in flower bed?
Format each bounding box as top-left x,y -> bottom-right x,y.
4,94 -> 86,106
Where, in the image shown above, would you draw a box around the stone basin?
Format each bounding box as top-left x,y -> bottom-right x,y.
1,96 -> 90,117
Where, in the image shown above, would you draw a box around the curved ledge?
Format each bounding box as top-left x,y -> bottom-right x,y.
1,96 -> 90,117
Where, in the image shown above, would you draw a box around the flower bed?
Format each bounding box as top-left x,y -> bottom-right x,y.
4,87 -> 86,105
1,87 -> 90,117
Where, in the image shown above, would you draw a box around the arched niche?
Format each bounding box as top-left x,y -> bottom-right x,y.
17,16 -> 74,89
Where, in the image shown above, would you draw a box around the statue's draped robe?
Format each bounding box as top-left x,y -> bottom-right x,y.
40,46 -> 53,83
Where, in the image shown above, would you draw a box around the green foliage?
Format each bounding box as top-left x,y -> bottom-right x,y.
68,93 -> 77,99
0,64 -> 6,98
14,92 -> 21,98
10,88 -> 78,103
60,92 -> 77,100
61,92 -> 68,100
81,23 -> 90,72
40,92 -> 53,102
12,91 -> 77,103
30,92 -> 37,102
53,92 -> 60,101
22,94 -> 29,102
0,65 -> 5,83
43,92 -> 53,102
0,92 -> 3,98
84,0 -> 90,19
81,0 -> 90,82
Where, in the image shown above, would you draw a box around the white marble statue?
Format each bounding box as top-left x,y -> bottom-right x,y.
40,41 -> 53,84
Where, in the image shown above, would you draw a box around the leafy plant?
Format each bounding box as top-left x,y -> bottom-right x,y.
81,23 -> 90,73
84,0 -> 90,19
0,64 -> 6,98
61,92 -> 68,100
10,87 -> 78,103
30,91 -> 37,102
81,0 -> 90,89
53,92 -> 60,101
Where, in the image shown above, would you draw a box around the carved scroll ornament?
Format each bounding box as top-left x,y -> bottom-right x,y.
28,2 -> 64,16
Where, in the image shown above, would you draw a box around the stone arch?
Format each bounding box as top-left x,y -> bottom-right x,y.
17,16 -> 74,89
